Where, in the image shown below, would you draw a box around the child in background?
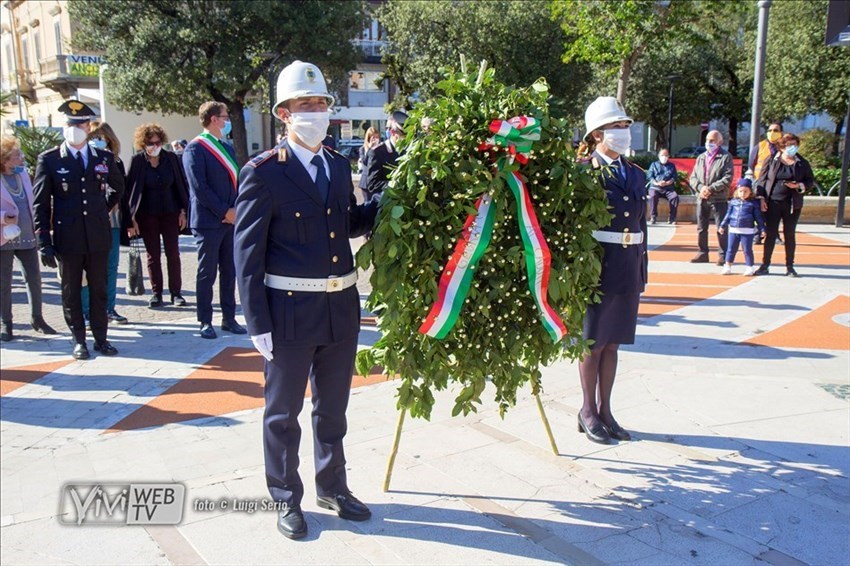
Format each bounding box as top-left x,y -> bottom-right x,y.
719,178 -> 766,276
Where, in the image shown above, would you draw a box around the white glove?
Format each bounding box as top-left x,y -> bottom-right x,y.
251,332 -> 274,362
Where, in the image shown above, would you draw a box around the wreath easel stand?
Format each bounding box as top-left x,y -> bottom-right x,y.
382,391 -> 559,491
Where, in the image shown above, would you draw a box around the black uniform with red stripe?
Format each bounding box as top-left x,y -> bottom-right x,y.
234,140 -> 377,506
32,143 -> 124,344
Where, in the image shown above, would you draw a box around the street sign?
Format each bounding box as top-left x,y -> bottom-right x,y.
14,120 -> 29,127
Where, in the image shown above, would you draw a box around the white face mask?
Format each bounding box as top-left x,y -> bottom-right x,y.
659,155 -> 669,164
146,146 -> 162,157
63,125 -> 88,146
2,224 -> 21,241
602,128 -> 631,155
287,112 -> 330,148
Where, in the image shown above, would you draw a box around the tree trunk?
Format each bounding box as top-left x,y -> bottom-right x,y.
728,116 -> 738,156
616,57 -> 631,105
229,99 -> 249,166
652,121 -> 667,152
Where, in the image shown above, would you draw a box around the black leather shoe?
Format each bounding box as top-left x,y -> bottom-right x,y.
786,267 -> 799,278
73,343 -> 90,360
716,257 -> 726,266
602,418 -> 632,441
277,505 -> 307,539
577,413 -> 610,444
689,254 -> 709,264
149,294 -> 164,308
31,316 -> 57,334
754,265 -> 770,276
200,323 -> 217,339
1,322 -> 13,342
171,293 -> 187,307
93,341 -> 118,356
221,319 -> 247,335
316,491 -> 371,521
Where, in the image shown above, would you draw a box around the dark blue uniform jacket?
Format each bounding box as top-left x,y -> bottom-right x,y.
32,143 -> 124,255
234,141 -> 378,347
182,136 -> 237,230
591,151 -> 648,295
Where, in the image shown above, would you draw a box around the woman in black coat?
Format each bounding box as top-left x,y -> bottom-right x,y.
125,124 -> 190,307
754,133 -> 814,278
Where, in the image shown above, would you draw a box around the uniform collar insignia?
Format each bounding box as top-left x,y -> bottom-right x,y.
57,167 -> 70,174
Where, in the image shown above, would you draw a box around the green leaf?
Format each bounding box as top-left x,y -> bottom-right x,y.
391,205 -> 405,219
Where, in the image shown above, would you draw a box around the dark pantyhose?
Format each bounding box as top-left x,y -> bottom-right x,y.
578,342 -> 621,430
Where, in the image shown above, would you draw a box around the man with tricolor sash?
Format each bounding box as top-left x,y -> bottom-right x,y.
182,101 -> 247,339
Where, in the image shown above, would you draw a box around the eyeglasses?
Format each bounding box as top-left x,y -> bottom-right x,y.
146,140 -> 162,147
216,115 -> 230,120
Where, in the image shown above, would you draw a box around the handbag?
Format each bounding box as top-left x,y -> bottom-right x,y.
126,236 -> 146,296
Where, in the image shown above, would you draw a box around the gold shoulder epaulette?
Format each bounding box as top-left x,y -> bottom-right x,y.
590,157 -> 601,169
278,147 -> 287,162
247,149 -> 276,168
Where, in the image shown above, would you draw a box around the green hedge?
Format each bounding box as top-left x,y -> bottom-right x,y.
811,168 -> 842,195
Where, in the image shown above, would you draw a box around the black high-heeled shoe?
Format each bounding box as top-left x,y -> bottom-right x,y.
602,419 -> 631,441
31,316 -> 57,335
577,413 -> 610,444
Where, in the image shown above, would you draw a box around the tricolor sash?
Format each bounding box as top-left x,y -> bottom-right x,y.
195,132 -> 239,190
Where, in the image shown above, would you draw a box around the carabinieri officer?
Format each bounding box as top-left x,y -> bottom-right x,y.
32,100 -> 124,360
234,61 -> 379,539
575,96 -> 647,445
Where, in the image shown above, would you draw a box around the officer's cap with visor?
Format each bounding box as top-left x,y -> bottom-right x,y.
389,110 -> 408,134
272,60 -> 334,118
58,99 -> 96,125
583,96 -> 632,142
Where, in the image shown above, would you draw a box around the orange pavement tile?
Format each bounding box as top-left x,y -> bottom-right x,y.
0,359 -> 75,397
745,295 -> 850,350
637,271 -> 742,318
106,347 -> 392,432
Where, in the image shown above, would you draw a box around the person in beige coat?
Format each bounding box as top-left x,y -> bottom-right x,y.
688,130 -> 733,265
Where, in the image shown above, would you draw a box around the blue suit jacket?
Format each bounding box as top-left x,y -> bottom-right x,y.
591,151 -> 648,294
234,141 -> 378,346
182,135 -> 237,230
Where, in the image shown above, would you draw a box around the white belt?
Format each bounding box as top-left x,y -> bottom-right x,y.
264,270 -> 357,293
592,230 -> 644,245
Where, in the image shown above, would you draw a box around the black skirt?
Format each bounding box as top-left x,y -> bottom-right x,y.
583,291 -> 640,346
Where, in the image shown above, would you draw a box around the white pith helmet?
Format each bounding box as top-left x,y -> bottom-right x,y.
273,60 -> 335,118
583,96 -> 633,142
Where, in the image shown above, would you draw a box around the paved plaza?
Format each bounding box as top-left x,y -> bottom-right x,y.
1,221 -> 848,565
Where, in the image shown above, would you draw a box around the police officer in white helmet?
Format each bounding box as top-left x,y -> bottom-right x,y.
234,60 -> 378,539
575,96 -> 647,446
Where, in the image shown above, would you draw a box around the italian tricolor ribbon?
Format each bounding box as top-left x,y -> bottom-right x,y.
419,116 -> 567,343
195,132 -> 239,190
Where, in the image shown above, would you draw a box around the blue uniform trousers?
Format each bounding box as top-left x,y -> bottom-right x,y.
263,334 -> 358,505
192,226 -> 236,324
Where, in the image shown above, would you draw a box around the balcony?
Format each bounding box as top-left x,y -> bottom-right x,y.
352,39 -> 386,63
39,54 -> 100,97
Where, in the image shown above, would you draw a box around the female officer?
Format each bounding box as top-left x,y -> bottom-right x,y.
575,97 -> 647,444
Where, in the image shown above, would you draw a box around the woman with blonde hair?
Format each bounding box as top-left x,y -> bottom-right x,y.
0,135 -> 56,341
125,123 -> 189,308
358,126 -> 380,174
82,121 -> 129,324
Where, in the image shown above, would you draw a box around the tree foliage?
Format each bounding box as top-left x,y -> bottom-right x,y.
761,0 -> 850,129
378,0 -> 591,117
11,126 -> 63,177
355,64 -> 611,419
550,0 -> 700,106
69,0 -> 367,164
